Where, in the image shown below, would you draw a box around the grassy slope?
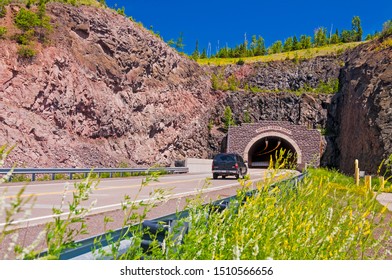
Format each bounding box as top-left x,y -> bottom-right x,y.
149,168 -> 392,260
198,41 -> 364,66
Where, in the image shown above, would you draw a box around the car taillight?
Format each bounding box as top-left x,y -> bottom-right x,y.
234,163 -> 238,169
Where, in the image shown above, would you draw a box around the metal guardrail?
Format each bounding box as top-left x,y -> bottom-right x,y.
0,167 -> 189,181
43,171 -> 307,260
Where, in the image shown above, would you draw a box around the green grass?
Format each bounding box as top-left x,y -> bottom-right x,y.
245,78 -> 339,96
0,26 -> 6,38
198,42 -> 363,66
376,37 -> 392,51
145,168 -> 391,260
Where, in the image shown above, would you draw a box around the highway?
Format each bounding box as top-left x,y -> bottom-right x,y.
0,169 -> 276,227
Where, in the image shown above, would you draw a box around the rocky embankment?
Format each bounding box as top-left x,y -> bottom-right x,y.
207,38 -> 392,174
0,3 -> 217,167
206,56 -> 343,154
326,35 -> 392,174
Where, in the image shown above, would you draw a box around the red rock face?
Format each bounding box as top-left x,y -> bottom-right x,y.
0,3 -> 216,167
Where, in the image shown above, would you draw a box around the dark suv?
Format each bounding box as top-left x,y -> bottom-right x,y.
212,153 -> 248,179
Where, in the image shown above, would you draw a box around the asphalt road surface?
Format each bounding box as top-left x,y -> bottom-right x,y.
2,169 -> 391,228
1,169 -> 275,227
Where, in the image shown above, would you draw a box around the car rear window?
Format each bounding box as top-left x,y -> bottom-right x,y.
214,154 -> 236,162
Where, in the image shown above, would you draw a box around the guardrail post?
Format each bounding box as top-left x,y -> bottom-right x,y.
52,173 -> 56,180
354,159 -> 360,186
69,173 -> 73,180
32,173 -> 36,182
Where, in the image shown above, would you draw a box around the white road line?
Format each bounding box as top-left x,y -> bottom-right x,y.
0,178 -> 260,227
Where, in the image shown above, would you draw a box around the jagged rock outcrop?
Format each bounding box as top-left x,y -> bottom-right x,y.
219,56 -> 342,91
205,56 -> 342,155
206,91 -> 332,153
0,3 -> 216,167
326,35 -> 392,174
222,91 -> 331,127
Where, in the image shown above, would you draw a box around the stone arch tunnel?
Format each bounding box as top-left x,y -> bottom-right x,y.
227,121 -> 322,170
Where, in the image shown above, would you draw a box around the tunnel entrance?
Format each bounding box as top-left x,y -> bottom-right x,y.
248,136 -> 297,168
227,121 -> 321,171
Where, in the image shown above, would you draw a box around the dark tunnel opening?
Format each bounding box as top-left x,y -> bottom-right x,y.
248,136 -> 297,168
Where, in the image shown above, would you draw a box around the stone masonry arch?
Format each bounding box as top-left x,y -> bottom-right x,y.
227,121 -> 322,170
243,131 -> 302,166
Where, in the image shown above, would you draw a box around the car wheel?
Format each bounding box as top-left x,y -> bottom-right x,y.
242,170 -> 247,179
213,173 -> 218,179
235,174 -> 239,179
222,175 -> 226,179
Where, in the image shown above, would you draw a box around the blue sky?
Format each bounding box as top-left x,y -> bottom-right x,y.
105,0 -> 391,55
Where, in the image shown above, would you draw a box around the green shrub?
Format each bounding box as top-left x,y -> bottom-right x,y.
116,7 -> 125,16
17,45 -> 36,58
316,79 -> 339,94
211,72 -> 239,91
0,5 -> 6,18
10,174 -> 30,182
0,26 -> 6,38
54,173 -> 67,180
243,110 -> 251,123
207,119 -> 214,131
14,29 -> 34,45
236,58 -> 245,65
381,19 -> 392,37
223,106 -> 235,130
14,8 -> 41,32
0,0 -> 9,17
227,75 -> 239,91
293,52 -> 299,64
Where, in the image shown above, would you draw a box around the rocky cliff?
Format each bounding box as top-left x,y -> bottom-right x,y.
205,56 -> 342,154
204,39 -> 392,174
0,3 -> 217,167
326,35 -> 392,174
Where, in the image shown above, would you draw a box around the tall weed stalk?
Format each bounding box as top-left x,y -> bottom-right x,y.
43,172 -> 99,259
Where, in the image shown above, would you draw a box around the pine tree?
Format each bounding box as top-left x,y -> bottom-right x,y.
269,40 -> 283,54
200,48 -> 207,59
381,19 -> 392,36
167,38 -> 175,47
243,110 -> 251,123
250,35 -> 257,56
223,106 -> 235,130
340,30 -> 352,43
299,35 -> 312,49
191,40 -> 200,60
314,27 -> 327,47
175,32 -> 185,52
292,36 -> 299,50
255,36 -> 266,56
351,16 -> 363,41
283,37 -> 293,52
